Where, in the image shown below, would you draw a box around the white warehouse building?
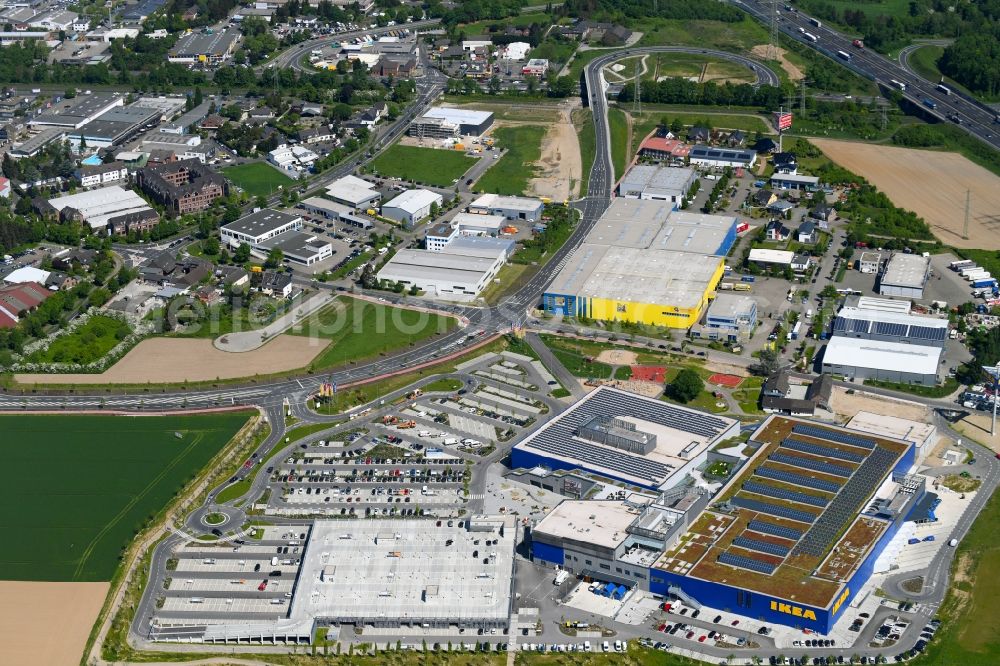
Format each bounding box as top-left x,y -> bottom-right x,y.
381,189 -> 443,227
377,236 -> 514,302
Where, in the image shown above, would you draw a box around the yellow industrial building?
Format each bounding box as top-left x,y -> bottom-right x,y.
542,199 -> 733,328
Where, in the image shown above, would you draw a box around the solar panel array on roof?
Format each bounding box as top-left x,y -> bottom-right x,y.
743,481 -> 829,508
755,465 -> 842,493
833,316 -> 870,334
782,438 -> 866,463
792,446 -> 899,558
793,423 -> 876,450
873,321 -> 907,337
517,389 -> 732,485
733,536 -> 791,557
909,325 -> 947,342
718,551 -> 777,575
771,452 -> 853,478
747,520 -> 802,541
730,496 -> 817,524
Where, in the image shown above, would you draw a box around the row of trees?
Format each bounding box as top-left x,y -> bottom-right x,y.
559,0 -> 744,23
619,78 -> 785,110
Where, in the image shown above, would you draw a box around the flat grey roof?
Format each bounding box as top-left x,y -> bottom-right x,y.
650,211 -> 735,255
223,208 -> 300,237
469,193 -> 543,212
289,518 -> 514,623
587,198 -> 670,249
514,386 -> 738,488
300,196 -> 352,215
170,29 -> 241,57
707,293 -> 756,319
259,231 -> 331,259
12,128 -> 64,155
619,164 -> 696,198
881,253 -> 930,289
823,336 -> 940,375
32,93 -> 122,127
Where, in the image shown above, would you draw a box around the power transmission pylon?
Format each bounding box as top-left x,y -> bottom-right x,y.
964,190 -> 971,240
770,0 -> 780,60
800,78 -> 806,117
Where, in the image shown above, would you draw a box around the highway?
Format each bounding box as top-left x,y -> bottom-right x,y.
736,0 -> 1000,148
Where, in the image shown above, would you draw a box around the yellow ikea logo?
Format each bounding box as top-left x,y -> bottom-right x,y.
832,587 -> 851,615
770,600 -> 818,621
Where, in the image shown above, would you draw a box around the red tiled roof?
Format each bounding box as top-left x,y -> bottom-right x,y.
639,136 -> 691,157
0,281 -> 52,314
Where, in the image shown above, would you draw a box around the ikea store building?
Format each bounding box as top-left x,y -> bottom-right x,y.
528,414 -> 924,634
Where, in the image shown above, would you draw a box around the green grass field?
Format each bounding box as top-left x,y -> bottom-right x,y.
908,45 -> 945,82
475,125 -> 546,196
607,107 -> 629,181
27,315 -> 130,364
638,17 -> 769,52
222,162 -> 295,198
289,297 -> 455,370
573,108 -> 597,197
0,412 -> 251,581
369,144 -> 477,187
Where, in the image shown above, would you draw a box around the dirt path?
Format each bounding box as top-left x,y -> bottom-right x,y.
15,335 -> 328,385
0,581 -> 109,666
751,44 -> 804,81
810,139 -> 1000,249
527,100 -> 583,201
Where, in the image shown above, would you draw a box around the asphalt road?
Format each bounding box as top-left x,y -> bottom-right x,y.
736,0 -> 1000,147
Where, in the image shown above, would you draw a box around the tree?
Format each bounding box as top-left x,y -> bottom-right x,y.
360,262 -> 377,289
667,368 -> 703,403
255,194 -> 269,209
750,348 -> 782,377
265,247 -> 284,268
203,236 -> 220,255
234,243 -> 252,263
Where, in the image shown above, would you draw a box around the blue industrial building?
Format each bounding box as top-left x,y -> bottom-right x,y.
528,415 -> 922,635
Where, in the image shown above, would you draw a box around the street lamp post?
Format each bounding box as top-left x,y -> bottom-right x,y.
985,362 -> 1000,436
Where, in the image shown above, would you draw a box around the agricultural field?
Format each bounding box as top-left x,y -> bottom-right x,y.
290,297 -> 456,369
26,315 -> 130,364
222,162 -> 295,197
369,144 -> 477,187
476,125 -> 546,196
810,139 -> 1000,249
0,412 -> 251,581
637,17 -> 769,52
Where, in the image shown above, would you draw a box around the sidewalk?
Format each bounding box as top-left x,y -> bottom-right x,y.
213,291 -> 333,352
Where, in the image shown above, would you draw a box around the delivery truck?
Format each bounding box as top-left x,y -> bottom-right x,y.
554,570 -> 569,585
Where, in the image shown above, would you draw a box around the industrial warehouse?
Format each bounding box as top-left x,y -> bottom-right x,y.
512,386 -> 741,490
542,198 -> 736,327
529,415 -> 921,634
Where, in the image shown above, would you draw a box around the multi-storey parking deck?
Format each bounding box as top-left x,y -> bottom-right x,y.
650,415 -> 919,633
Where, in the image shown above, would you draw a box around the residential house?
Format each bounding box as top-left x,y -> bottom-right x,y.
76,161 -> 129,188
199,114 -> 226,130
260,270 -> 292,298
0,176 -> 10,199
767,200 -> 795,218
725,130 -> 746,147
215,265 -> 249,288
772,152 -> 798,174
765,219 -> 789,241
761,370 -> 833,416
687,126 -> 711,143
297,126 -> 337,145
753,189 -> 778,208
791,253 -> 812,272
45,271 -> 78,291
754,137 -> 778,154
797,221 -> 817,244
810,200 -> 837,225
358,102 -> 387,128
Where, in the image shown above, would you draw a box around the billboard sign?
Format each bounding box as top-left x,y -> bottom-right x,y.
775,112 -> 793,131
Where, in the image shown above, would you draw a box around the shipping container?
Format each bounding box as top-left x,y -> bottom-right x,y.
950,259 -> 974,270
790,321 -> 802,340
741,275 -> 756,283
